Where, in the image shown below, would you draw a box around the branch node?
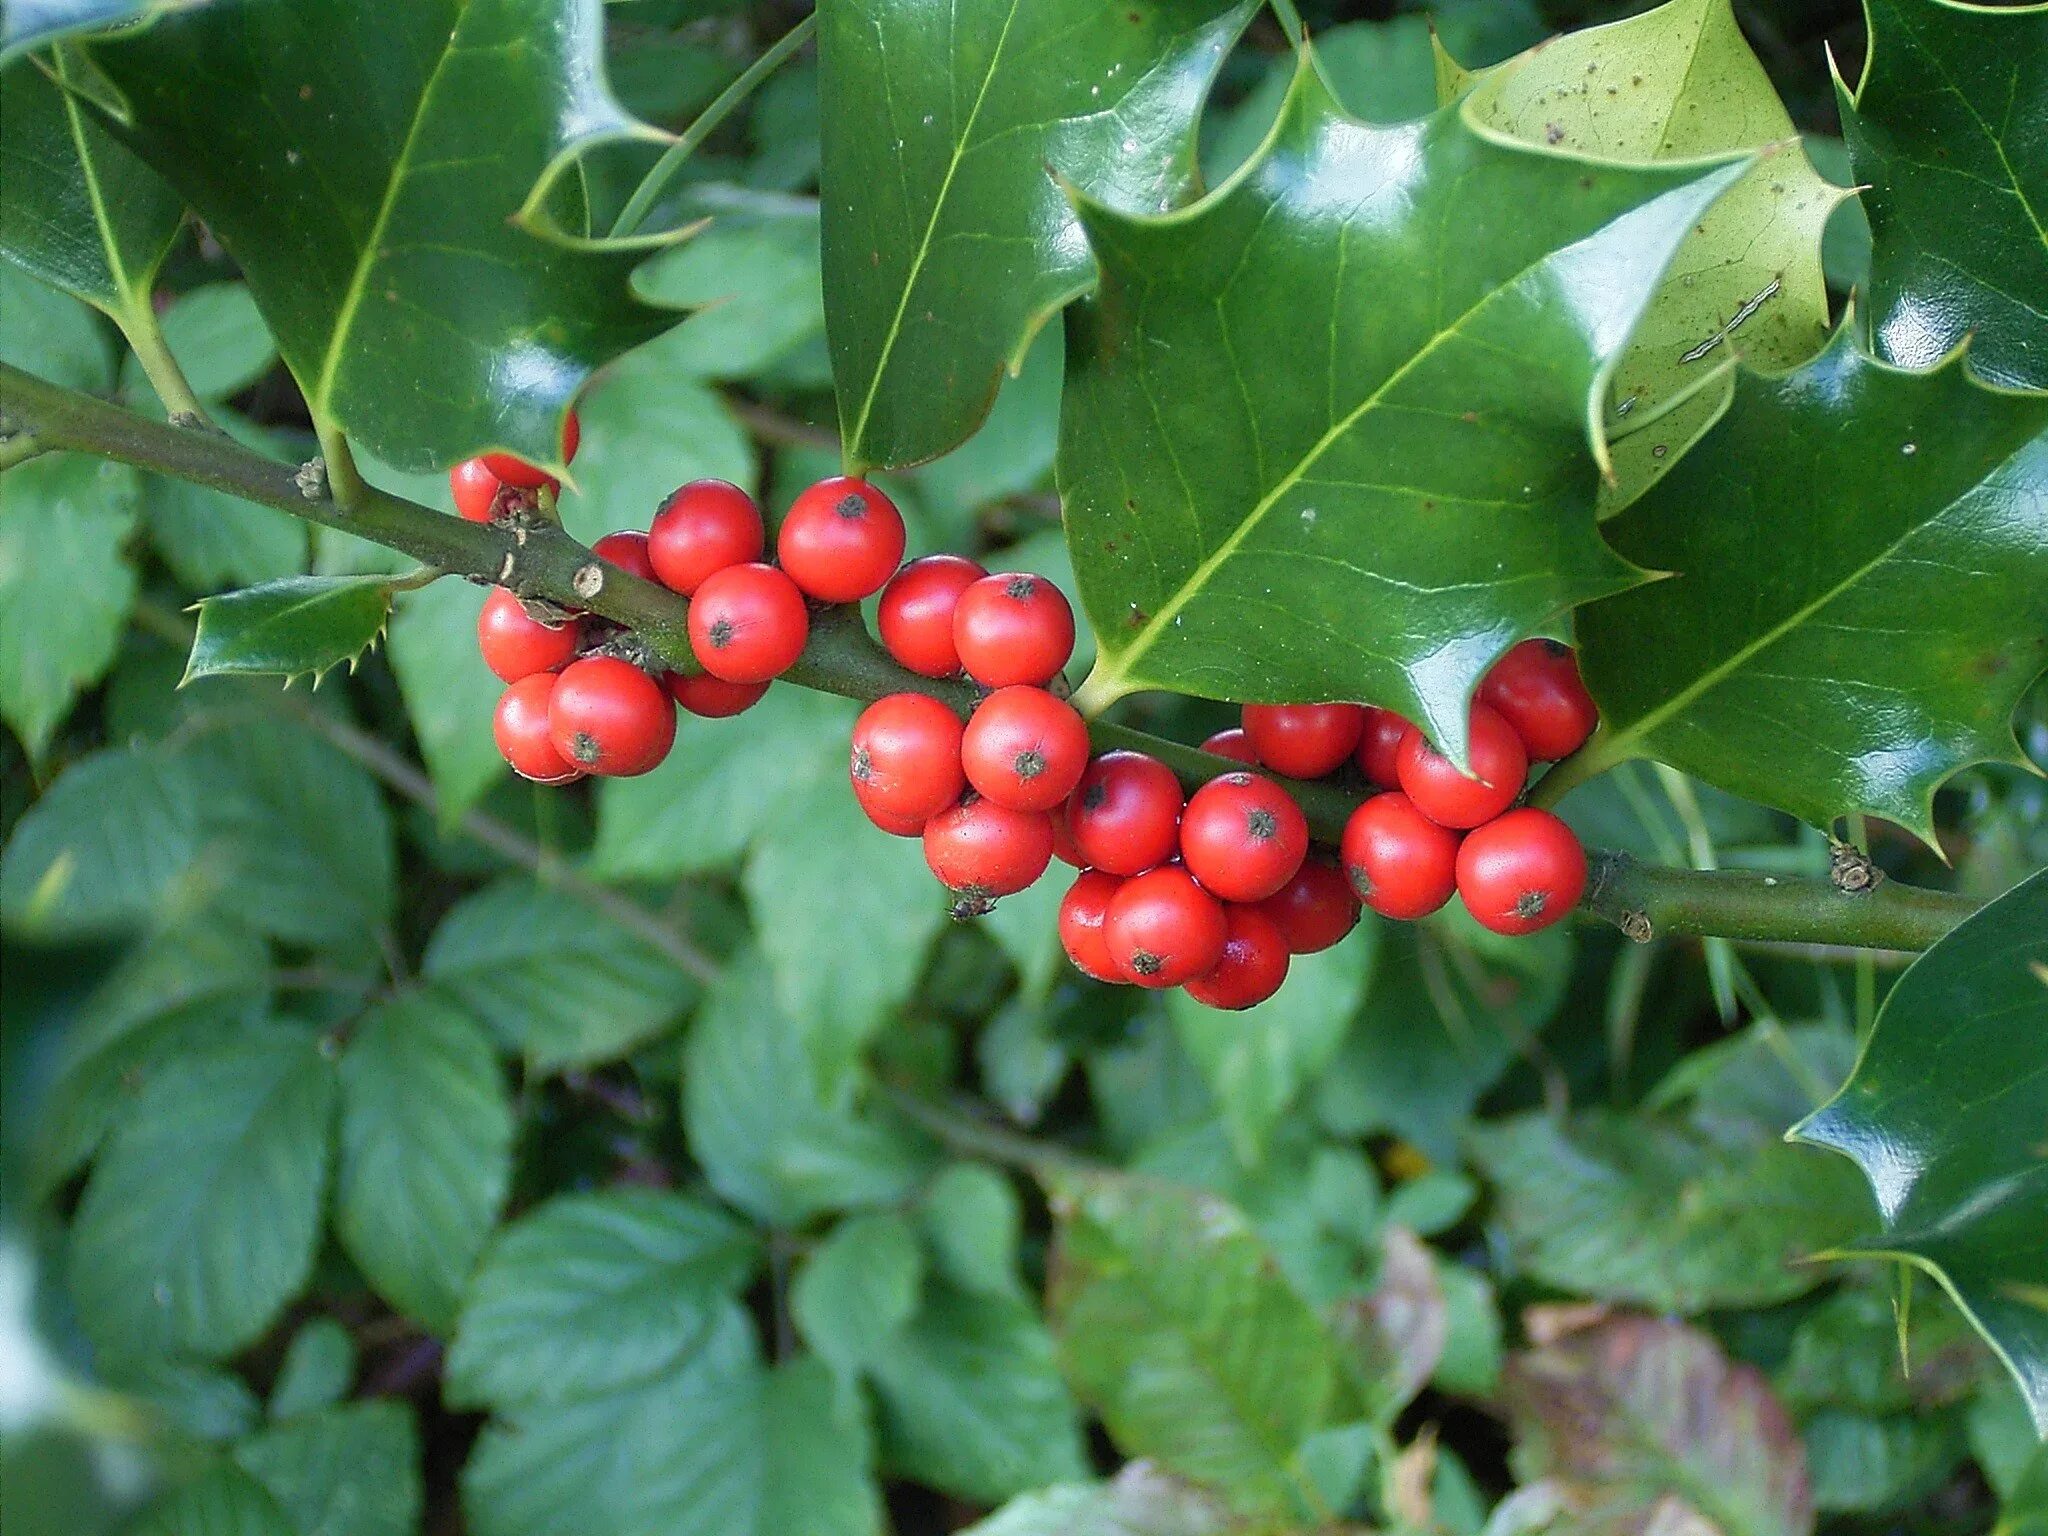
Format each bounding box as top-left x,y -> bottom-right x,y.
294,456 -> 329,501
1617,909 -> 1654,944
572,563 -> 605,602
1828,839 -> 1884,894
497,551 -> 517,585
169,409 -> 207,431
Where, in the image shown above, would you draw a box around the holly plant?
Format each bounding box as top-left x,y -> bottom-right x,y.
1,0 -> 2044,1533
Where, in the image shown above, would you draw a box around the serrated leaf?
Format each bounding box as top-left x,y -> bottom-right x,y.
155,282 -> 274,399
792,1211 -> 924,1376
1061,62 -> 1745,758
335,991 -> 512,1333
446,1187 -> 759,1411
819,0 -> 1257,470
143,416 -> 309,591
1842,0 -> 2047,389
1793,866 -> 2048,1436
81,0 -> 679,472
234,1401 -> 421,1536
127,1465 -> 297,1536
962,1464 -> 1243,1536
919,1161 -> 1024,1299
267,1317 -> 355,1421
184,574 -> 399,685
1574,336 -> 2048,839
1505,1313 -> 1814,1536
67,1022 -> 336,1363
421,876 -> 697,1072
637,192 -> 824,382
1046,1170 -> 1336,1520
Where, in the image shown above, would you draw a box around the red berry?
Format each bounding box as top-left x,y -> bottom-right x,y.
879,554 -> 986,678
451,458 -> 503,522
1395,705 -> 1528,829
477,588 -> 581,683
1178,772 -> 1308,903
480,408 -> 580,488
1200,727 -> 1259,766
590,530 -> 659,585
778,476 -> 906,603
851,693 -> 966,824
923,795 -> 1055,899
548,656 -> 676,777
1051,808 -> 1088,869
1256,855 -> 1360,954
667,672 -> 769,718
688,563 -> 809,683
1354,706 -> 1410,790
494,675 -> 583,784
1456,808 -> 1587,936
1241,703 -> 1365,779
1184,905 -> 1291,1011
1058,870 -> 1126,983
1103,866 -> 1227,988
864,803 -> 930,838
953,573 -> 1075,688
1067,750 -> 1183,876
1478,639 -> 1598,762
1340,792 -> 1460,920
961,686 -> 1090,813
648,480 -> 765,596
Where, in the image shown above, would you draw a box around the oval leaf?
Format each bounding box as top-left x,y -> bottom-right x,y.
184,573 -> 402,685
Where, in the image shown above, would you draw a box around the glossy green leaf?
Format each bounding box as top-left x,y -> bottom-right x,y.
267,1317 -> 356,1421
234,1401 -> 421,1536
1842,0 -> 2048,389
128,1466 -> 297,1536
818,0 -> 1257,470
1793,866 -> 2048,1435
446,1187 -> 758,1410
1575,335 -> 2048,839
82,0 -> 679,472
335,991 -> 513,1333
67,1022 -> 336,1363
1061,61 -> 1745,759
183,574 -> 400,685
0,47 -> 183,315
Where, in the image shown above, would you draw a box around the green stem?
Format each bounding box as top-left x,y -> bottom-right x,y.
1268,0 -> 1307,47
0,360 -> 1990,954
609,12 -> 819,240
115,296 -> 214,427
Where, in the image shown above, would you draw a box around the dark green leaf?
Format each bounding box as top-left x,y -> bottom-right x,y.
67,1023 -> 336,1362
1061,63 -> 1743,757
83,0 -> 679,471
1793,866 -> 2048,1435
422,876 -> 698,1072
1576,336 -> 2048,840
446,1187 -> 758,1410
818,0 -> 1257,470
184,574 -> 399,685
127,1466 -> 297,1536
267,1317 -> 355,1421
336,991 -> 513,1334
234,1402 -> 421,1536
1842,0 -> 2047,389
1206,17 -> 1442,180
792,1211 -> 924,1376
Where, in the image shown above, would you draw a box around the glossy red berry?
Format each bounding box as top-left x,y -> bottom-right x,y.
923,795 -> 1055,899
1103,866 -> 1228,988
648,480 -> 765,596
1058,870 -> 1126,983
1200,727 -> 1259,766
1354,706 -> 1410,790
480,408 -> 580,488
1178,772 -> 1309,903
1456,808 -> 1587,936
851,693 -> 967,824
961,687 -> 1090,813
590,530 -> 659,585
1067,750 -> 1182,875
548,656 -> 675,778
865,804 -> 929,838
878,554 -> 986,678
953,573 -> 1075,688
1478,639 -> 1599,762
1241,703 -> 1365,779
1395,705 -> 1528,829
1051,808 -> 1088,869
1184,905 -> 1291,1011
451,458 -> 503,522
688,563 -> 809,683
493,675 -> 583,784
1340,792 -> 1460,920
1256,855 -> 1360,954
477,588 -> 580,683
778,476 -> 906,603
667,671 -> 769,718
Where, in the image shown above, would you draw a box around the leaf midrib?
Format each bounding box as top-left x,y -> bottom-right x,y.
59,57 -> 139,313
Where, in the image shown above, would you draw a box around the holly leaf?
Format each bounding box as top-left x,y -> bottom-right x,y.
1841,0 -> 2048,390
1574,334 -> 2048,839
1792,867 -> 2048,1436
81,0 -> 680,472
819,0 -> 1258,471
1061,60 -> 1746,761
184,574 -> 403,686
